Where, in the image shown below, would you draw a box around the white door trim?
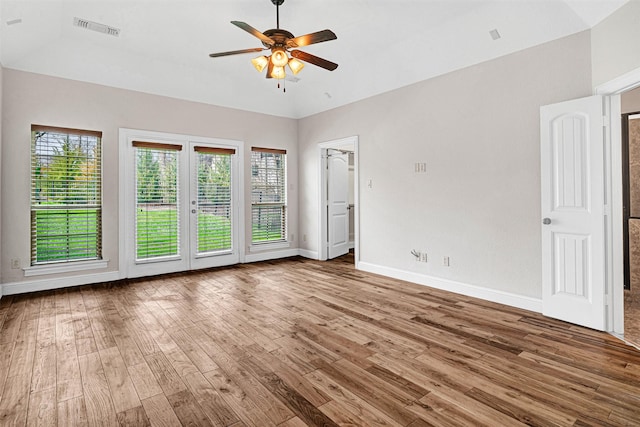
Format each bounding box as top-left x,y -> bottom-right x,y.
595,66 -> 640,335
318,136 -> 359,267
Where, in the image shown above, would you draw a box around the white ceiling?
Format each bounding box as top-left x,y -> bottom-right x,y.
0,0 -> 628,119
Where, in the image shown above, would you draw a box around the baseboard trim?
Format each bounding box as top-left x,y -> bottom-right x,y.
243,248 -> 300,264
2,271 -> 122,296
298,249 -> 319,260
358,261 -> 542,313
2,249 -> 304,296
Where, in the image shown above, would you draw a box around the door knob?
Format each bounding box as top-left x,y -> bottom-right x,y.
542,218 -> 551,225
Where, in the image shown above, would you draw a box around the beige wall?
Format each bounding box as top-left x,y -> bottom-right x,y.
298,31 -> 592,299
1,70 -> 298,284
592,1 -> 640,89
622,86 -> 640,114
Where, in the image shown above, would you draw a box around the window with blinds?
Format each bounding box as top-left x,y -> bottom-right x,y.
251,147 -> 286,243
30,125 -> 102,264
134,141 -> 180,260
195,146 -> 234,254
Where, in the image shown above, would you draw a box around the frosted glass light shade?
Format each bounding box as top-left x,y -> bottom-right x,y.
271,48 -> 289,67
288,57 -> 305,75
251,55 -> 269,72
270,65 -> 286,79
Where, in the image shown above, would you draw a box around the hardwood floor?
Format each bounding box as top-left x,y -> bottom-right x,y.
1,254 -> 640,426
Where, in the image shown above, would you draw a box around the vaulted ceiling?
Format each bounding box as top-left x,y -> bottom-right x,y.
0,0 -> 628,118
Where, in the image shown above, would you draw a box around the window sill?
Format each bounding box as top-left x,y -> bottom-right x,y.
249,241 -> 291,253
24,259 -> 109,277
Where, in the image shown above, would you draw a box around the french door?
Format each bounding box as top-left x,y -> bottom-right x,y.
120,129 -> 242,278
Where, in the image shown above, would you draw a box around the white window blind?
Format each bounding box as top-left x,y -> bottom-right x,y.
30,125 -> 102,264
194,146 -> 234,254
134,141 -> 181,260
251,147 -> 287,243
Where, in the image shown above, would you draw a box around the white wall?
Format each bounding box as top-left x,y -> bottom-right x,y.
1,70 -> 298,287
298,31 -> 592,300
0,64 -> 3,296
591,1 -> 640,89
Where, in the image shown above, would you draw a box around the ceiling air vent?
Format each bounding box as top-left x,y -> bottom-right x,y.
73,17 -> 120,37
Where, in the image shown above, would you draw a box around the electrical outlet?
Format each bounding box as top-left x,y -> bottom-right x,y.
303,234 -> 307,242
443,256 -> 450,267
11,258 -> 20,269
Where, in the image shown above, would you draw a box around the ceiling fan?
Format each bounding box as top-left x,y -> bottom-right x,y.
209,0 -> 338,86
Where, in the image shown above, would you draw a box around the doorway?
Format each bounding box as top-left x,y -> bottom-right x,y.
119,129 -> 244,278
621,108 -> 640,348
318,136 -> 359,264
596,70 -> 640,346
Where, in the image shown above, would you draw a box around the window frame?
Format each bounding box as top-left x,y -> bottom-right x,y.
25,124 -> 107,275
250,147 -> 289,248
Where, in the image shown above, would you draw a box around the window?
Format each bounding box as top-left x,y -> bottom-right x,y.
133,141 -> 181,260
31,125 -> 102,264
251,147 -> 287,243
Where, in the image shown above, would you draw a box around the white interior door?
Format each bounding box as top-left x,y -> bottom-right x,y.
327,149 -> 350,259
540,95 -> 606,330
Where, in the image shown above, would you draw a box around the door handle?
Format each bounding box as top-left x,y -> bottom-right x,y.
542,218 -> 551,225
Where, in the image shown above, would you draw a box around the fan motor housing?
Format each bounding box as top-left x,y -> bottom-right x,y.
262,28 -> 294,48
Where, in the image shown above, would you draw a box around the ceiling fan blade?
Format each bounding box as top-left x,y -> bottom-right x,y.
231,21 -> 275,46
265,61 -> 274,79
290,50 -> 338,71
287,29 -> 337,48
209,47 -> 266,58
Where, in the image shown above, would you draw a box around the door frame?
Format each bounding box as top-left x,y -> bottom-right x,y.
118,128 -> 245,279
596,66 -> 640,335
317,136 -> 359,265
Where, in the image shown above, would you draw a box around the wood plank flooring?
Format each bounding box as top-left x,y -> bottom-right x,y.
1,253 -> 640,426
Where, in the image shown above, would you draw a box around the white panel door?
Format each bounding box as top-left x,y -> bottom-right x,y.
540,95 -> 606,330
327,150 -> 350,259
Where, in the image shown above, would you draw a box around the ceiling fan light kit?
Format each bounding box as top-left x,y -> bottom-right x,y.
209,0 -> 338,91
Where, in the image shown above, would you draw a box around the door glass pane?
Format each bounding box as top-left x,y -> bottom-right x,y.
196,151 -> 232,254
135,147 -> 179,260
